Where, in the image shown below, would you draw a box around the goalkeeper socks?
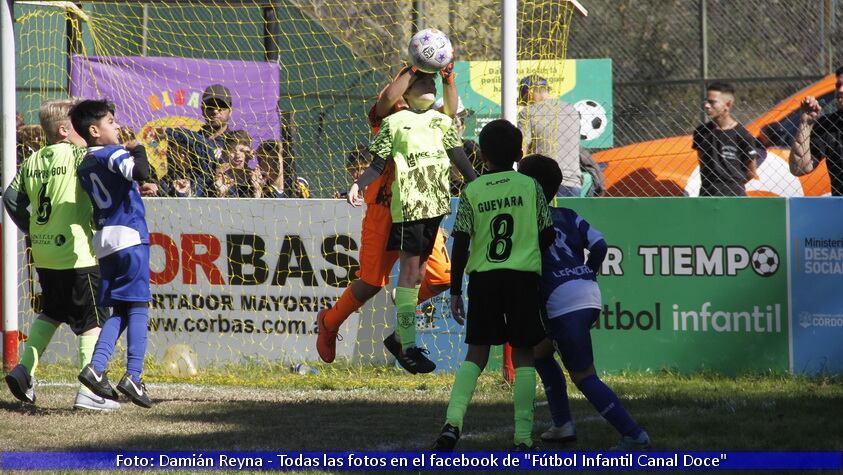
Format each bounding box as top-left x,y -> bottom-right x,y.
324,286 -> 365,332
513,366 -> 537,446
91,312 -> 126,374
78,334 -> 98,370
534,355 -> 572,427
577,374 -> 642,438
445,360 -> 482,431
20,318 -> 57,377
394,286 -> 419,349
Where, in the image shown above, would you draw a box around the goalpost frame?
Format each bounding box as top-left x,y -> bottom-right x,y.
2,0 -> 19,372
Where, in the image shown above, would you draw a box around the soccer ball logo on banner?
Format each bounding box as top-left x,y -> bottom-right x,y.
408,28 -> 453,73
575,99 -> 608,141
750,245 -> 780,277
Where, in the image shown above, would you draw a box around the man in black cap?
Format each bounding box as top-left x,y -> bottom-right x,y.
161,84 -> 238,197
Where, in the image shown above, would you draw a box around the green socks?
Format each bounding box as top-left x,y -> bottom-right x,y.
78,334 -> 98,370
20,318 -> 57,377
445,361 -> 482,431
513,366 -> 537,446
394,286 -> 420,349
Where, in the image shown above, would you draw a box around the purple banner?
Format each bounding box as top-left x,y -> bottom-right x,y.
69,55 -> 280,144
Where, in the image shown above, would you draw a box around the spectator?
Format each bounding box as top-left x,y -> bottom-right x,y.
162,84 -> 237,197
693,82 -> 763,197
517,75 -> 582,196
579,148 -> 606,197
214,130 -> 260,198
790,66 -> 843,195
255,140 -> 286,198
16,124 -> 45,166
16,112 -> 25,130
336,144 -> 372,198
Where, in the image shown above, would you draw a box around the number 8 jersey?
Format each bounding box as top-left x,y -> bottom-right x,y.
77,145 -> 149,258
453,170 -> 552,274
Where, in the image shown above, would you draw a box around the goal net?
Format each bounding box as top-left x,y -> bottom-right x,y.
8,0 -> 583,374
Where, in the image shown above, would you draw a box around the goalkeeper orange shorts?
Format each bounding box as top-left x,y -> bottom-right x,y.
357,204 -> 451,288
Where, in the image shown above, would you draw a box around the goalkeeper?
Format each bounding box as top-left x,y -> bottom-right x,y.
316,63 -> 464,370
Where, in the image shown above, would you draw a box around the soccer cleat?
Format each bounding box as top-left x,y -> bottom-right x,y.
383,332 -> 436,374
78,364 -> 118,400
431,423 -> 460,451
540,420 -> 577,443
316,309 -> 342,363
73,387 -> 121,412
117,374 -> 153,408
612,430 -> 651,450
5,364 -> 35,404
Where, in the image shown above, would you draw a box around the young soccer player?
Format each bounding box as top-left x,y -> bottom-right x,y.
316,64 -> 465,370
518,153 -> 651,450
70,99 -> 153,408
3,99 -> 118,411
433,120 -> 555,450
338,70 -> 475,374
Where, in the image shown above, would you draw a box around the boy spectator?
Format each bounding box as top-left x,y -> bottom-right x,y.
343,71 -> 475,374
3,99 -> 118,411
789,66 -> 843,195
432,120 -> 554,450
71,100 -> 153,408
518,154 -> 650,450
335,144 -> 372,199
214,130 -> 260,198
16,124 -> 45,166
693,82 -> 763,196
256,140 -> 286,198
517,75 -> 582,196
315,64 -> 463,366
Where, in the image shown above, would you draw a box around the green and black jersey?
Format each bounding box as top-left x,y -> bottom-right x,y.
368,109 -> 462,223
4,142 -> 97,270
453,170 -> 552,274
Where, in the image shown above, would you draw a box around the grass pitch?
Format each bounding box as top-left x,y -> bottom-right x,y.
1,360 -> 841,474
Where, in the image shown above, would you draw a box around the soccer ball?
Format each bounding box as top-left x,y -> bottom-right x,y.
162,343 -> 199,378
408,28 -> 453,73
574,99 -> 608,141
751,246 -> 779,277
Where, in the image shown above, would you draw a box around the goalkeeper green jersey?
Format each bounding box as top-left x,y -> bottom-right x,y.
368,109 -> 462,223
453,170 -> 552,274
5,142 -> 97,270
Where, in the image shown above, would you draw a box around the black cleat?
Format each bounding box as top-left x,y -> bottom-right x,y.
78,364 -> 118,400
383,332 -> 436,374
117,374 -> 153,408
432,423 -> 460,451
513,441 -> 543,451
5,364 -> 35,404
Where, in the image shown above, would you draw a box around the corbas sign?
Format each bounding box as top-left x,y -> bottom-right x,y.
149,232 -> 359,287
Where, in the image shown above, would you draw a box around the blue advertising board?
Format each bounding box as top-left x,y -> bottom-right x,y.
789,198 -> 843,374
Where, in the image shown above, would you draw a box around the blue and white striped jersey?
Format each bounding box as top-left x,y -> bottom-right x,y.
77,145 -> 149,258
542,207 -> 607,318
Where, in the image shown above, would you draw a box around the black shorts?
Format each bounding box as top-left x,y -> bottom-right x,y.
386,215 -> 444,258
36,266 -> 108,335
465,269 -> 546,348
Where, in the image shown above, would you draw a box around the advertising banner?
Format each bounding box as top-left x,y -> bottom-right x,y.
454,59 -> 613,148
563,198 -> 789,374
69,55 -> 280,176
789,198 -> 843,374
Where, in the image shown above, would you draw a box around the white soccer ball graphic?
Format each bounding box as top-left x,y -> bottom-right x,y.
574,99 -> 608,141
408,28 -> 453,73
751,246 -> 779,277
162,343 -> 199,377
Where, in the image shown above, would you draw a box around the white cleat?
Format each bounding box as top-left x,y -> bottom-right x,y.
540,420 -> 577,442
73,387 -> 120,412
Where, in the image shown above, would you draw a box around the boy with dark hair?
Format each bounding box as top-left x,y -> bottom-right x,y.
343,71 -> 476,374
214,130 -> 260,198
518,153 -> 650,450
70,99 -> 154,408
3,99 -> 118,411
433,120 -> 554,450
694,81 -> 764,196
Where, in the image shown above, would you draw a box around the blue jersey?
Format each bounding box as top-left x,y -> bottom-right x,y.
77,145 -> 149,258
542,207 -> 607,318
